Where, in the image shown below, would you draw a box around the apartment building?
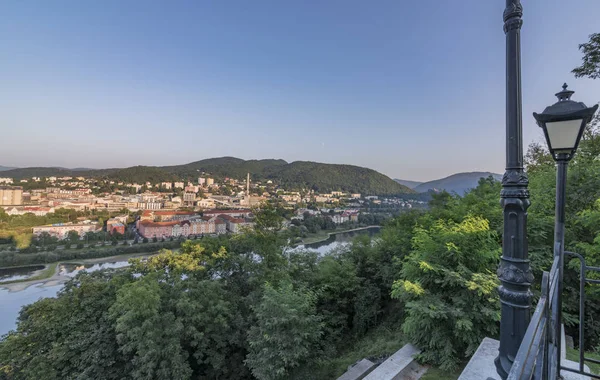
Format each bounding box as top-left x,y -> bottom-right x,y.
0,186 -> 23,206
32,222 -> 100,240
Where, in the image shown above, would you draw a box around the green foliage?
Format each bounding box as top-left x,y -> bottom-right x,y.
573,33 -> 600,79
106,166 -> 178,183
391,216 -> 500,370
246,282 -> 323,380
109,275 -> 192,380
264,161 -> 413,195
0,272 -> 131,380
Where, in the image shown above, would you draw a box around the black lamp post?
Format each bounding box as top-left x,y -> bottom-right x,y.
533,84 -> 598,374
495,1 -> 532,378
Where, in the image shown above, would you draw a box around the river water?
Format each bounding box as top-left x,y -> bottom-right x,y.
0,227 -> 380,336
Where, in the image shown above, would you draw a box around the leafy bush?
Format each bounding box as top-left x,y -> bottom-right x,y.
391,216 -> 500,370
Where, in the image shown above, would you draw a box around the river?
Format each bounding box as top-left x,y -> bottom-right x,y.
0,226 -> 380,336
0,261 -> 131,336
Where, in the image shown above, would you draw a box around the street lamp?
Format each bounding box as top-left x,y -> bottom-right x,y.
533,83 -> 598,161
495,2 -> 533,378
533,84 -> 598,375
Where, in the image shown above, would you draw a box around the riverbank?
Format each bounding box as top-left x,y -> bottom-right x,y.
299,225 -> 381,245
0,252 -> 157,292
0,240 -> 181,267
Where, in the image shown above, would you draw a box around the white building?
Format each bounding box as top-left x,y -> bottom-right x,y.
0,178 -> 13,184
5,206 -> 55,216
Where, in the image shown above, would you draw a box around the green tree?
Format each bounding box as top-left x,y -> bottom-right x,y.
391,216 -> 500,370
0,272 -> 131,380
109,275 -> 192,380
66,230 -> 79,243
246,282 -> 323,380
573,33 -> 600,79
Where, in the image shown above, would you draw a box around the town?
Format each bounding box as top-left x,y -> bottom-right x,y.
0,173 -> 424,244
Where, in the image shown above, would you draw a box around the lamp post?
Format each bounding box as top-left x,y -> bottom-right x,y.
495,1 -> 533,378
533,84 -> 598,374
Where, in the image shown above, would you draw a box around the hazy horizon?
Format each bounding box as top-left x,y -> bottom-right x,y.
2,1 -> 599,182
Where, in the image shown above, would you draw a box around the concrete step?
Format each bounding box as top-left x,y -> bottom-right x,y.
561,325 -> 591,380
336,358 -> 377,380
362,344 -> 426,380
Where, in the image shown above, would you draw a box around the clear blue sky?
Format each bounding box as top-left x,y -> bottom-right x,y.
1,0 -> 599,181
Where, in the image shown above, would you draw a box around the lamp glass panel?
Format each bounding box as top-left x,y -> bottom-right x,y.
545,119 -> 583,150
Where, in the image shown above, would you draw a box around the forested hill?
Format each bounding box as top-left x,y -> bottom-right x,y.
263,161 -> 412,195
1,157 -> 413,195
161,157 -> 288,179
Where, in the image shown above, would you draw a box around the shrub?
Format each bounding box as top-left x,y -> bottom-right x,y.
391,216 -> 500,370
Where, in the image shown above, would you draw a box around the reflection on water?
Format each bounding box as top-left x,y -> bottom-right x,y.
0,284 -> 63,336
0,260 -> 130,337
296,227 -> 381,256
0,265 -> 45,283
58,261 -> 130,278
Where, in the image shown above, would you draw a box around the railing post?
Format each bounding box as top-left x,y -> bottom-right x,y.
495,1 -> 534,379
553,155 -> 568,376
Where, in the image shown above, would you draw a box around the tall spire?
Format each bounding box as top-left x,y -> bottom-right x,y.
247,172 -> 250,206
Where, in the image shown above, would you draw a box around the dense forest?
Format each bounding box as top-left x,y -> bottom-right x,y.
2,113 -> 600,379
1,158 -> 413,196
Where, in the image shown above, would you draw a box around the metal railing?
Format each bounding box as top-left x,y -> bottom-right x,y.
507,247 -> 600,379
561,251 -> 600,379
507,259 -> 557,380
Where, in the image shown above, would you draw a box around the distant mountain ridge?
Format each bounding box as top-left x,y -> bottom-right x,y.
393,179 -> 422,189
1,157 -> 413,195
412,172 -> 502,195
0,166 -> 16,172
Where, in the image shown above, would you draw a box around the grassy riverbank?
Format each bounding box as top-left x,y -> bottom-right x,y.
0,262 -> 59,285
0,251 -> 161,286
0,240 -> 182,267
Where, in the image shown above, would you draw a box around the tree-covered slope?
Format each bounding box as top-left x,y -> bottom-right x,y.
105,166 -> 178,183
161,157 -> 288,179
1,167 -> 80,179
265,161 -> 413,195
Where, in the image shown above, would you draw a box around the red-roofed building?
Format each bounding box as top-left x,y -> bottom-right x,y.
138,220 -> 179,238
218,214 -> 254,233
107,222 -> 125,235
203,209 -> 252,219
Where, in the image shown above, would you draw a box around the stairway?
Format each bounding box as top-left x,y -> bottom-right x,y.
336,344 -> 427,380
